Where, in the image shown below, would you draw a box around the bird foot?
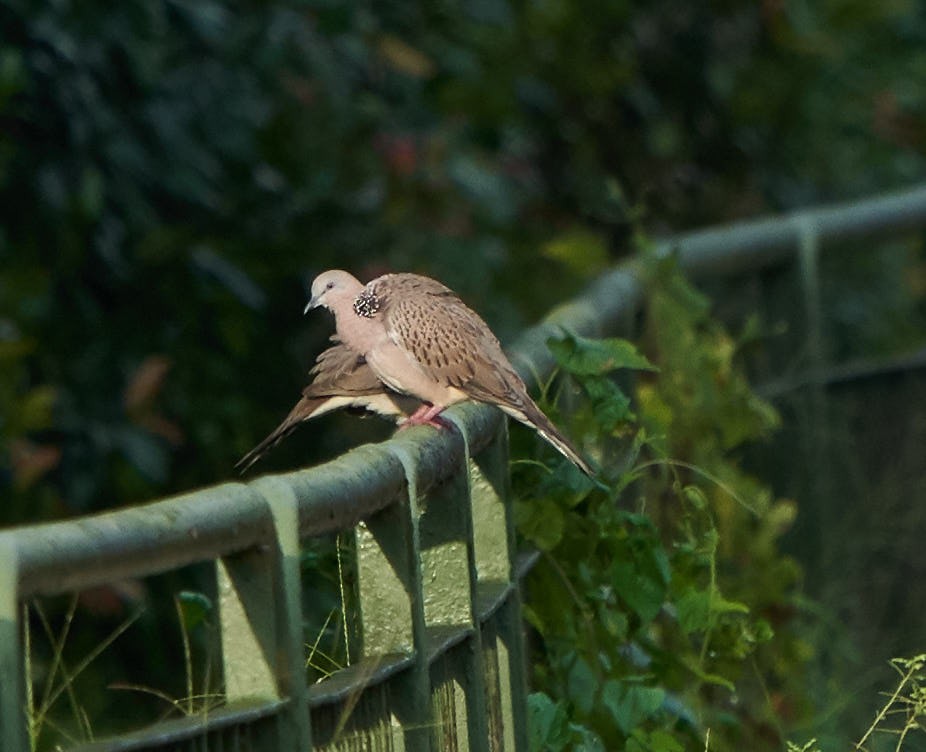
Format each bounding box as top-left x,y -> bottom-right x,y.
399,403 -> 452,430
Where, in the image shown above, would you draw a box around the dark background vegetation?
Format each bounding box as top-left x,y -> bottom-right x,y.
2,0 -> 926,749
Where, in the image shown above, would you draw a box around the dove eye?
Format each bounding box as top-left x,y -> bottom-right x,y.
325,281 -> 335,290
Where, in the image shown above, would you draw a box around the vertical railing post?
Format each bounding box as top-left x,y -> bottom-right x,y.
255,477 -> 314,750
0,534 -> 28,752
217,477 -> 312,751
384,430 -> 491,752
420,454 -> 490,752
796,215 -> 826,385
796,217 -> 831,571
355,460 -> 432,750
456,413 -> 530,752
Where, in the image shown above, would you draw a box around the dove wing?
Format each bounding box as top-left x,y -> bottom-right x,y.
236,339 -> 416,473
374,275 -> 523,404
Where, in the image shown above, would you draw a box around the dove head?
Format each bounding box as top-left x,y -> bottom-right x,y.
305,270 -> 364,315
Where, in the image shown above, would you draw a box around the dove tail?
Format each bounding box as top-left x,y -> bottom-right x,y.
235,416 -> 302,474
235,397 -> 326,474
498,401 -> 594,476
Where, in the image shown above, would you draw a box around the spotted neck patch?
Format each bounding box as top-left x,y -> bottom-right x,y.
353,289 -> 381,318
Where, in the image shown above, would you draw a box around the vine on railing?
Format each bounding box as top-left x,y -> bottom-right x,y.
517,254 -> 810,752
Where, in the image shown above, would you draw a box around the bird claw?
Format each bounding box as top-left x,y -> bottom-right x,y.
399,404 -> 452,430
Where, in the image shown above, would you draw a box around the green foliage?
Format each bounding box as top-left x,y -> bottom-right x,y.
26,585 -> 221,750
854,654 -> 926,752
786,653 -> 926,751
519,258 -> 809,751
27,597 -> 145,749
175,591 -> 213,633
549,332 -> 658,378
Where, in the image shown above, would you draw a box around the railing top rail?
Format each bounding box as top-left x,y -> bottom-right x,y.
7,443 -> 403,597
663,182 -> 926,278
6,181 -> 926,599
5,396 -> 505,599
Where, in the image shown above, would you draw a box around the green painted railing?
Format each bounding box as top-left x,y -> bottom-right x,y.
3,182 -> 926,751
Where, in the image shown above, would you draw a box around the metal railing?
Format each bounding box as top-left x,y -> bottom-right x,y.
3,182 -> 926,751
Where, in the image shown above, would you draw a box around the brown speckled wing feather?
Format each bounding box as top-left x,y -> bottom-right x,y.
373,275 -> 524,403
304,340 -> 385,396
370,274 -> 593,475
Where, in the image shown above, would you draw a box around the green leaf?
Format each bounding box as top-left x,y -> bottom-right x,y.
646,253 -> 711,323
515,497 -> 565,550
628,729 -> 686,752
682,484 -> 708,510
177,591 -> 213,631
611,556 -> 667,624
676,586 -> 750,634
528,692 -> 571,752
19,385 -> 57,432
117,427 -> 169,484
599,608 -> 629,640
548,332 -> 658,376
753,618 -> 775,643
547,460 -> 599,508
676,587 -> 712,633
448,154 -> 516,221
567,655 -> 598,715
542,228 -> 609,276
601,679 -> 665,735
520,604 -> 545,635
568,723 -> 606,752
581,377 -> 634,430
713,594 -> 750,616
680,655 -> 736,692
611,525 -> 671,623
648,729 -> 686,752
0,337 -> 36,361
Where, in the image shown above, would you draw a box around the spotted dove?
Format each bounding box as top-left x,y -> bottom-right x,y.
303,269 -> 593,476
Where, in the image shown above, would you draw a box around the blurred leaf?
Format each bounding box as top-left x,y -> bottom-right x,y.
627,729 -> 685,752
567,655 -> 598,715
610,530 -> 670,624
124,356 -> 171,413
0,337 -> 36,361
10,439 -> 61,490
377,34 -> 436,78
18,385 -> 57,431
679,655 -> 735,692
580,377 -> 634,431
542,229 -> 609,276
515,496 -> 565,550
78,167 -> 104,220
548,332 -> 657,376
648,255 -> 712,326
568,724 -> 606,752
447,154 -> 516,221
192,247 -> 266,310
676,586 -> 749,634
0,49 -> 25,104
601,680 -> 665,735
116,428 -> 169,484
528,692 -> 571,752
599,607 -> 629,640
177,591 -> 213,631
682,484 -> 708,510
547,459 -> 598,508
676,588 -> 712,633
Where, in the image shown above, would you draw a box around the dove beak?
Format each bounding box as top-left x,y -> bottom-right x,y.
304,296 -> 320,314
